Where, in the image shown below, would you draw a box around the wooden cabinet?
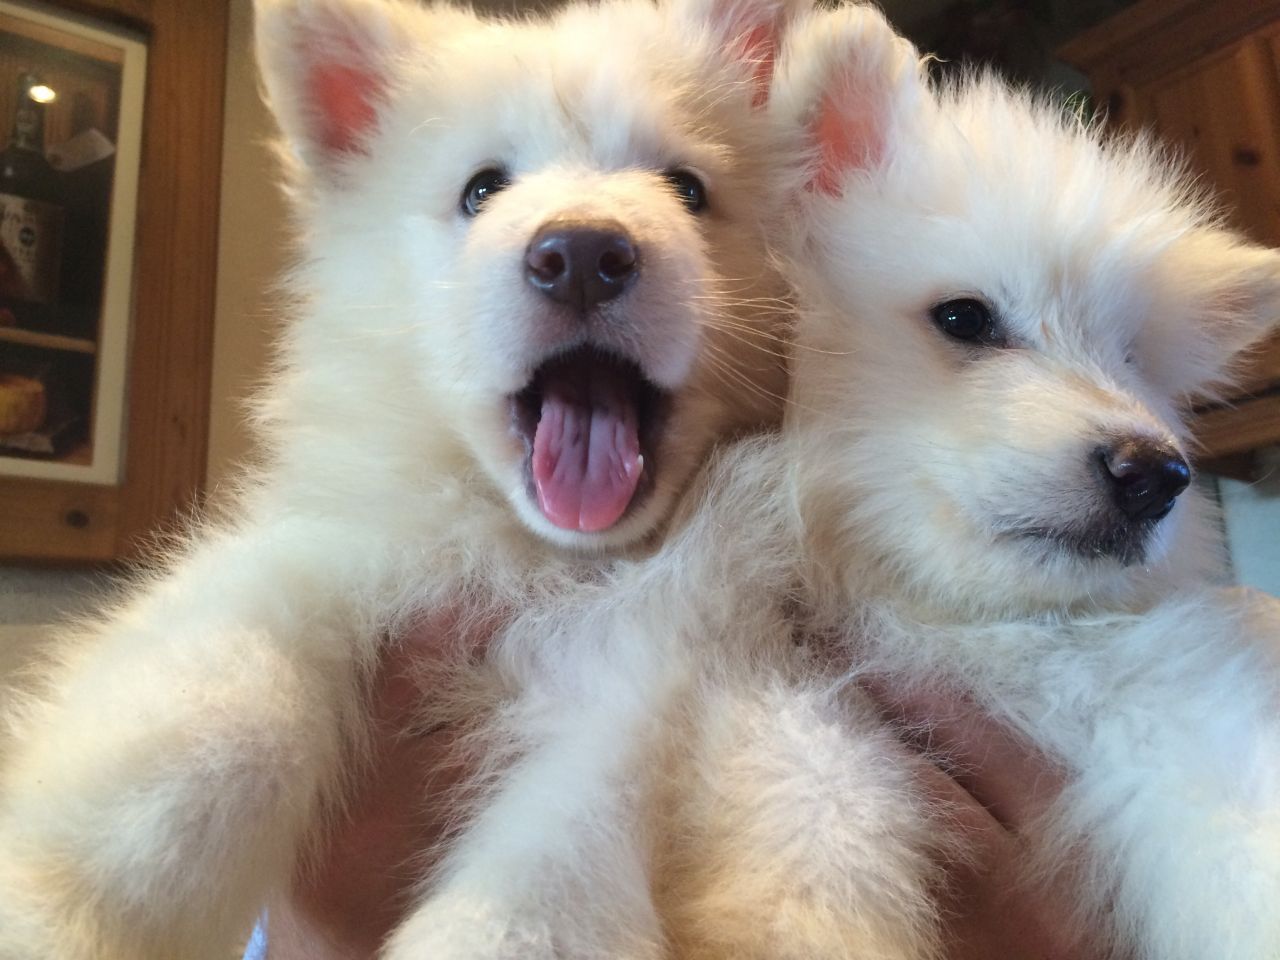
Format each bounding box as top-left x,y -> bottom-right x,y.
1059,0 -> 1280,464
0,0 -> 227,562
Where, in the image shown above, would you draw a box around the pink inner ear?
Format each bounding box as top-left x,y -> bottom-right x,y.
812,85 -> 885,196
307,61 -> 383,155
735,23 -> 778,108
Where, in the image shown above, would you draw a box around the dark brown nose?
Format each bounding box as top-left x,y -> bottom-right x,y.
1099,437 -> 1191,523
525,220 -> 638,312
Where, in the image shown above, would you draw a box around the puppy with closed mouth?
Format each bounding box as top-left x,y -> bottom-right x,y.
0,0 -> 797,957
748,6 -> 1280,958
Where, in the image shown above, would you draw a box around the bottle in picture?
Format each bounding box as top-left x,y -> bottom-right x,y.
0,71 -> 66,329
52,90 -> 115,338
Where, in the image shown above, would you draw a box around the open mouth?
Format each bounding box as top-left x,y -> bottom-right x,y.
511,346 -> 669,533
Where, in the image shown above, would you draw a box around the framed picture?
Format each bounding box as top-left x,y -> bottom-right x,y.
0,0 -> 144,485
0,0 -> 226,562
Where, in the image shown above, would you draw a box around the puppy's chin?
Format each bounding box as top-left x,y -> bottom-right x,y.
507,480 -> 680,552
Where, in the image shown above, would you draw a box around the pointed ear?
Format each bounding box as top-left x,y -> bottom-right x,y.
1190,239 -> 1280,396
771,6 -> 926,195
1149,233 -> 1280,399
672,0 -> 807,107
254,0 -> 417,170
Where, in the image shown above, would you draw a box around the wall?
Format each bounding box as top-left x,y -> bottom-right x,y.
1220,451 -> 1280,598
205,0 -> 289,494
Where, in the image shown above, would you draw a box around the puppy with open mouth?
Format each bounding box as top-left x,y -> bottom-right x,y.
0,0 -> 798,957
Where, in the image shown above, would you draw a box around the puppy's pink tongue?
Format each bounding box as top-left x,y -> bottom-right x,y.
532,371 -> 642,533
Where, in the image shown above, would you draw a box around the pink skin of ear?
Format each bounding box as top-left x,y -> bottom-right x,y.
307,60 -> 383,154
735,23 -> 779,108
812,84 -> 886,196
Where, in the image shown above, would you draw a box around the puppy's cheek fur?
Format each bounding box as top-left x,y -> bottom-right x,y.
801,281 -> 1204,609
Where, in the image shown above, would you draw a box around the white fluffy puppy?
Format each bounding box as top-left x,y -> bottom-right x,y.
761,6 -> 1280,959
0,0 -> 797,956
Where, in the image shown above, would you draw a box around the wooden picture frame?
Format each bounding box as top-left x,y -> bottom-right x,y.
0,0 -> 147,486
0,0 -> 227,561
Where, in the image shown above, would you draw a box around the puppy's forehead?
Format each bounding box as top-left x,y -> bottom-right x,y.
425,14 -> 730,172
899,135 -> 1185,345
945,106 -> 1198,289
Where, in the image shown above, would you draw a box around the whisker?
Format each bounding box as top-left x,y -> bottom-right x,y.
699,346 -> 793,411
698,311 -> 854,358
692,295 -> 795,308
697,312 -> 793,338
699,322 -> 793,362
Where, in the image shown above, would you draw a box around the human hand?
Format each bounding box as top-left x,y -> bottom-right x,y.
265,610 -> 494,960
865,679 -> 1114,960
267,647 -> 1109,960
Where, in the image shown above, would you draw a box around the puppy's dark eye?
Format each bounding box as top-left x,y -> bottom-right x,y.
665,169 -> 708,214
930,298 -> 1000,346
461,168 -> 510,216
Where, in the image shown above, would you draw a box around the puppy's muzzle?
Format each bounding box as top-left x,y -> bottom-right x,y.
1097,436 -> 1191,523
525,219 -> 639,313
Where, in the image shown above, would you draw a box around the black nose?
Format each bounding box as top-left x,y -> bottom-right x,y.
525,220 -> 638,311
1099,437 -> 1191,523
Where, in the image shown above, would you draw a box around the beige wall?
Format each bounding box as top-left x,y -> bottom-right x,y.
206,0 -> 289,491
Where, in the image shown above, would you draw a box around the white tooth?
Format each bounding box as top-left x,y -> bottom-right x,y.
629,454 -> 644,478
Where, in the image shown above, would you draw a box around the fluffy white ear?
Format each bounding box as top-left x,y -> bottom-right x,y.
1150,233 -> 1280,399
254,0 -> 417,170
771,5 -> 926,195
670,0 -> 807,106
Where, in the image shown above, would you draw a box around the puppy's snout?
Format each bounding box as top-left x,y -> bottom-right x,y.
525,220 -> 638,312
1097,437 -> 1191,523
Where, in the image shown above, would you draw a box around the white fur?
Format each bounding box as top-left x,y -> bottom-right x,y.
0,0 -> 797,955
756,6 -> 1280,958
7,3 -> 1278,958
464,7 -> 1280,959
444,439 -> 952,960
